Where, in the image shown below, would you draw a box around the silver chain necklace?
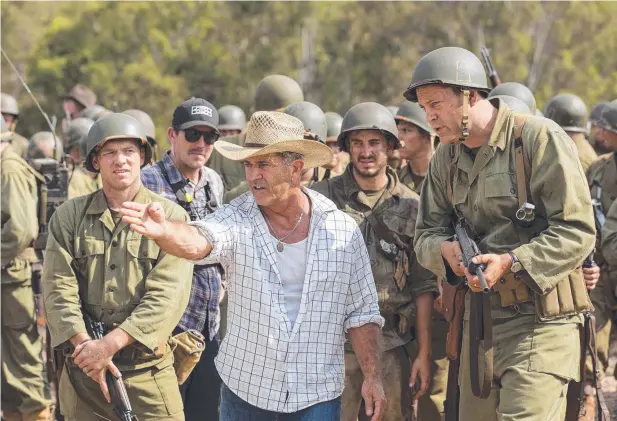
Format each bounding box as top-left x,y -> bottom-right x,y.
261,208 -> 304,252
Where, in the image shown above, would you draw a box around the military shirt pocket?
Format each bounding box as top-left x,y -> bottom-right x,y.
483,172 -> 518,219
74,237 -> 106,305
127,238 -> 161,302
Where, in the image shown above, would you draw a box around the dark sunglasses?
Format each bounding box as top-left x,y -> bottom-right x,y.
183,128 -> 219,144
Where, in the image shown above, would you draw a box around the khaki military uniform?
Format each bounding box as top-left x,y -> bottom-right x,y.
10,132 -> 30,159
312,166 -> 438,421
397,164 -> 450,421
42,186 -> 194,421
415,103 -> 595,421
68,165 -> 99,199
586,153 -> 617,382
602,199 -> 617,271
1,145 -> 52,420
571,132 -> 598,173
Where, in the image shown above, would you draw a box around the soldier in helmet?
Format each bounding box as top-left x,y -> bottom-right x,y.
312,102 -> 437,421
584,101 -> 617,420
122,109 -> 158,162
42,113 -> 192,421
141,98 -> 224,421
589,102 -> 611,155
211,74 -> 304,197
1,92 -> 30,158
544,93 -> 597,171
65,118 -> 98,199
488,95 -> 532,114
63,84 -> 97,120
487,82 -> 537,113
2,118 -> 52,421
323,111 -> 349,177
217,105 -> 246,137
409,46 -> 598,421
80,105 -> 112,122
26,131 -> 63,160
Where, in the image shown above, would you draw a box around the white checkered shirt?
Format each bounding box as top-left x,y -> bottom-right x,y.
190,188 -> 384,413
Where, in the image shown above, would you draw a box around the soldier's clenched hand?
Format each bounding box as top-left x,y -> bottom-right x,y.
466,254 -> 512,292
73,339 -> 113,375
440,241 -> 465,276
120,201 -> 169,240
583,265 -> 600,291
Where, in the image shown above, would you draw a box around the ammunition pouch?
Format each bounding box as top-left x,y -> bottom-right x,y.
534,266 -> 593,321
170,329 -> 206,385
493,272 -> 531,307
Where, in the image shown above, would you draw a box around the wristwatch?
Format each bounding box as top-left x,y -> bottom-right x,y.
508,252 -> 523,273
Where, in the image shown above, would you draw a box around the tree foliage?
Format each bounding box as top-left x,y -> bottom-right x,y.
2,1 -> 616,142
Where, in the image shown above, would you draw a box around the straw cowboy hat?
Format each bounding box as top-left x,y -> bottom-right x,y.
213,111 -> 333,169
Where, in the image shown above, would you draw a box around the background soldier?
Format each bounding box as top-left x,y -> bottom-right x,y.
79,104 -> 111,122
217,105 -> 246,137
65,117 -> 98,199
544,93 -> 598,172
409,46 -> 596,421
589,102 -> 611,155
313,102 -> 437,421
324,111 -> 348,176
487,82 -> 537,114
1,118 -> 52,421
584,100 -> 617,420
122,109 -> 159,162
26,131 -> 63,160
63,84 -> 97,120
42,113 -> 193,421
1,92 -> 30,158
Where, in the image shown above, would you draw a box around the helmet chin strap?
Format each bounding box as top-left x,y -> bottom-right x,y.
455,89 -> 471,144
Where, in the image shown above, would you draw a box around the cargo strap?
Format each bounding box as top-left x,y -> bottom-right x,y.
469,292 -> 493,399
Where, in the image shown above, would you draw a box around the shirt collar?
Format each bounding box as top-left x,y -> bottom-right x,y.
487,97 -> 515,152
85,184 -> 152,215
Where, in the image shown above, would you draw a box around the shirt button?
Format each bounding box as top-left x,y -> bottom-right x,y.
473,205 -> 478,211
112,241 -> 119,247
108,309 -> 114,315
510,188 -> 516,194
142,251 -> 148,257
110,264 -> 116,270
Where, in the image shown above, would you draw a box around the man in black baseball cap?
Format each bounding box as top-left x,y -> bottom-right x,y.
141,97 -> 225,421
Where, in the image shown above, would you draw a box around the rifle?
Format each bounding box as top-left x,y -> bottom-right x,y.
82,309 -> 138,421
480,47 -> 501,88
454,218 -> 489,293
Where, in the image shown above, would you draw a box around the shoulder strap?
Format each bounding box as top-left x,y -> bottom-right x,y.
513,115 -> 529,210
363,190 -> 409,250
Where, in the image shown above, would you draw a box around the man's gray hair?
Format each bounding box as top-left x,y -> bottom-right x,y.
279,151 -> 304,167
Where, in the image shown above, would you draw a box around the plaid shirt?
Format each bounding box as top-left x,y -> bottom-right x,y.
141,151 -> 224,339
191,188 -> 384,412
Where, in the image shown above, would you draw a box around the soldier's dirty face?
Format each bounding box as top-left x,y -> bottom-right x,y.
348,129 -> 389,178
93,139 -> 144,190
323,141 -> 340,170
417,85 -> 463,144
243,153 -> 303,207
169,125 -> 216,170
397,120 -> 429,161
603,130 -> 617,152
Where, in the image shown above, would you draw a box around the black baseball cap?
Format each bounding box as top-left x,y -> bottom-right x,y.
172,97 -> 220,134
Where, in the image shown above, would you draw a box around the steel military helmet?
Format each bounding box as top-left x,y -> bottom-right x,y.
27,131 -> 63,160
488,82 -> 536,113
122,109 -> 156,141
1,93 -> 19,117
394,101 -> 433,134
84,113 -> 151,172
337,102 -> 400,152
386,106 -> 400,117
325,112 -> 343,141
253,75 -> 304,112
218,105 -> 247,131
1,118 -> 13,143
65,84 -> 97,108
589,102 -> 608,125
283,101 -> 327,142
66,118 -> 95,153
598,101 -> 617,134
404,46 -> 491,103
81,105 -> 112,121
489,95 -> 532,114
544,93 -> 588,133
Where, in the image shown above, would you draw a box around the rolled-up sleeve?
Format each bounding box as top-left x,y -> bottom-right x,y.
344,227 -> 385,332
190,204 -> 237,269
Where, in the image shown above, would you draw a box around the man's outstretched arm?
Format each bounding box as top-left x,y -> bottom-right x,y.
120,201 -> 212,260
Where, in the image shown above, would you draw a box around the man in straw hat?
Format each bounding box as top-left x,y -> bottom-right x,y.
120,111 -> 387,421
